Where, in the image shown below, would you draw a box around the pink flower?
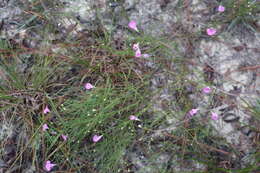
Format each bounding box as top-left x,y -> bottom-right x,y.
135,49 -> 142,58
92,135 -> 103,143
142,54 -> 150,58
211,112 -> 219,120
218,5 -> 225,12
189,108 -> 199,116
44,160 -> 56,172
61,134 -> 68,141
42,124 -> 49,131
129,115 -> 140,121
133,43 -> 140,51
43,106 -> 50,114
206,28 -> 217,36
85,83 -> 94,90
132,43 -> 143,58
202,86 -> 212,94
128,20 -> 138,32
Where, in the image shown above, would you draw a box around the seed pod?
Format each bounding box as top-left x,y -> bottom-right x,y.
223,113 -> 239,123
240,126 -> 251,136
219,106 -> 233,114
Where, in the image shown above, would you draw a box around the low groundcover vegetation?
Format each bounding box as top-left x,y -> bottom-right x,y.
0,0 -> 259,173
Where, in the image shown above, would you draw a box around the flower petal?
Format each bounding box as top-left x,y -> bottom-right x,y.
211,112 -> 219,120
202,86 -> 211,94
61,134 -> 68,141
189,108 -> 199,116
218,5 -> 225,12
132,43 -> 140,51
129,115 -> 140,121
44,160 -> 56,172
128,20 -> 138,32
43,106 -> 50,114
93,135 -> 103,143
135,49 -> 142,58
85,83 -> 94,90
142,54 -> 150,58
206,28 -> 217,36
42,124 -> 49,131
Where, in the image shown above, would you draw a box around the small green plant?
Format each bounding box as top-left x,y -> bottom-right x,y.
225,0 -> 260,31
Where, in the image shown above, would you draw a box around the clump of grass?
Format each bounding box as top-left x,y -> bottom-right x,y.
49,81 -> 148,172
0,20 -> 150,172
0,42 -> 74,171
